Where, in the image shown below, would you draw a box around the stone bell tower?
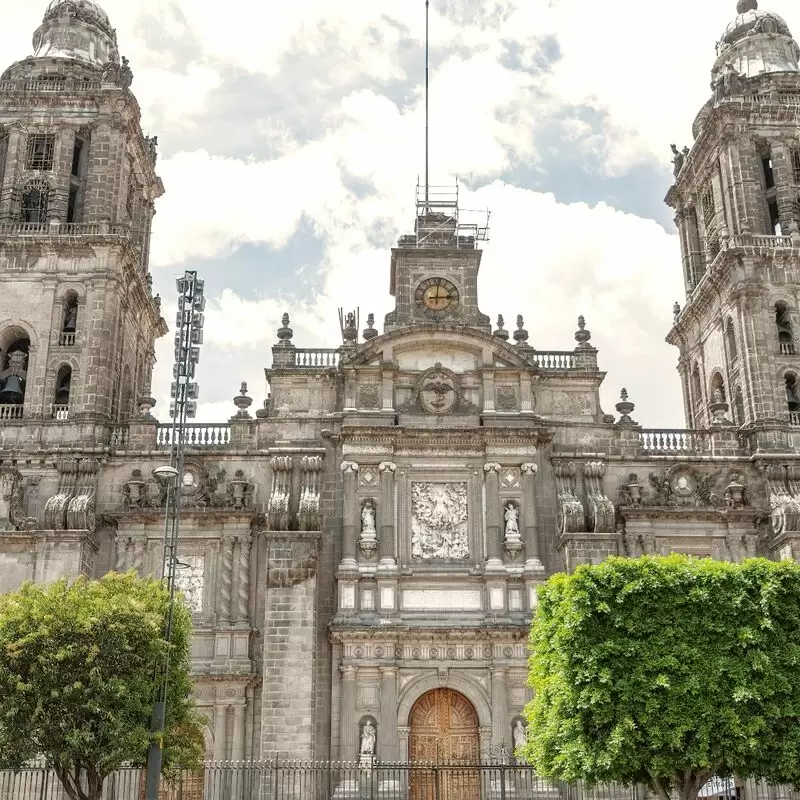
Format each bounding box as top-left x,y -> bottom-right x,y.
0,0 -> 166,439
666,0 -> 800,442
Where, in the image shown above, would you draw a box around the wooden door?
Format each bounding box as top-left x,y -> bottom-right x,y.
409,689 -> 480,800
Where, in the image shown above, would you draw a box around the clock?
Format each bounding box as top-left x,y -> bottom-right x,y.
415,277 -> 459,316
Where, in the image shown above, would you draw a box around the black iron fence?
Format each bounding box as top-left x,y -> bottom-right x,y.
0,762 -> 796,800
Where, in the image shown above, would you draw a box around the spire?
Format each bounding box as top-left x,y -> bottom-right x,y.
736,0 -> 757,12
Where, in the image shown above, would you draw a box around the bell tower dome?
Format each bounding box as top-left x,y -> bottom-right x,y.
667,0 -> 800,440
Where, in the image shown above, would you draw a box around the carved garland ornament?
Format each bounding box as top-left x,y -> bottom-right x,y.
267,456 -> 293,531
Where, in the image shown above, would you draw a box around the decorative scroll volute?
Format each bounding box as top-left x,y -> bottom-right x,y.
553,461 -> 584,535
298,456 -> 323,532
761,464 -> 800,535
583,461 -> 614,533
267,456 -> 293,531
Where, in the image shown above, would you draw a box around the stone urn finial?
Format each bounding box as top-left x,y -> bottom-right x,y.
233,381 -> 253,418
574,315 -> 591,348
616,388 -> 637,426
494,314 -> 509,341
276,313 -> 293,347
363,313 -> 378,340
513,315 -> 531,349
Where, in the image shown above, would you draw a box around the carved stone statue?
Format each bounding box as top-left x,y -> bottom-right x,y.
504,503 -> 519,537
671,144 -> 686,177
119,55 -> 133,90
361,501 -> 376,534
513,719 -> 527,750
360,720 -> 376,755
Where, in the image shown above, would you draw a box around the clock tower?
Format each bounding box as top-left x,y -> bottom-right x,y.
384,185 -> 491,333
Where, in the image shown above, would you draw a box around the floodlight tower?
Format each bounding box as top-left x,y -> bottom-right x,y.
144,270 -> 205,800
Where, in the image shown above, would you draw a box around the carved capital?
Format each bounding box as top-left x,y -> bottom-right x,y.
341,665 -> 357,680
341,461 -> 360,475
378,462 -> 397,474
483,462 -> 502,476
520,463 -> 538,477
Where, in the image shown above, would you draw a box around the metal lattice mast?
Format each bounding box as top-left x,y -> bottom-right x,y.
144,270 -> 205,800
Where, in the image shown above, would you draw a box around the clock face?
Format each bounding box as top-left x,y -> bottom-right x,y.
415,277 -> 460,315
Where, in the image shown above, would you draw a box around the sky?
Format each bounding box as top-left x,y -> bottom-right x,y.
4,0 -> 798,427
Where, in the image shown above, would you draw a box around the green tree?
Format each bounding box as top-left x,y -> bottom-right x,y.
523,555 -> 800,800
0,572 -> 204,800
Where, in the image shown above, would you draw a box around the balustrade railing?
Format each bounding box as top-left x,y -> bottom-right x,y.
0,79 -> 103,93
639,429 -> 710,454
110,425 -> 129,447
0,404 -> 23,420
58,331 -> 76,346
294,348 -> 339,368
532,351 -> 577,370
780,342 -> 796,355
0,222 -> 129,237
789,412 -> 800,427
52,405 -> 69,421
157,423 -> 231,448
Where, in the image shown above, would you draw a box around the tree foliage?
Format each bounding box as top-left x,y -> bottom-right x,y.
0,572 -> 204,800
523,555 -> 800,800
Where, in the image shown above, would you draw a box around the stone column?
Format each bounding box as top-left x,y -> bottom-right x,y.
378,667 -> 399,762
378,462 -> 397,567
232,704 -> 246,761
213,704 -> 227,762
491,668 -> 509,749
339,666 -> 358,762
520,463 -> 543,573
340,462 -> 359,569
230,703 -> 246,797
219,536 -> 235,625
236,536 -> 251,624
483,463 -> 503,571
114,536 -> 129,572
129,537 -> 145,576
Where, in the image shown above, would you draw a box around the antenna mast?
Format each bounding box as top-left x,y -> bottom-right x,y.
425,0 -> 430,210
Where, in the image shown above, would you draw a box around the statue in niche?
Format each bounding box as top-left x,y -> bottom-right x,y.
513,719 -> 527,763
360,720 -> 376,755
361,501 -> 376,534
504,503 -> 520,537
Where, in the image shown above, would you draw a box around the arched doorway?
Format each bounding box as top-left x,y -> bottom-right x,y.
409,689 -> 480,799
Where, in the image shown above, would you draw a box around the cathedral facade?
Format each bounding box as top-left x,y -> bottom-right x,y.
0,0 -> 800,768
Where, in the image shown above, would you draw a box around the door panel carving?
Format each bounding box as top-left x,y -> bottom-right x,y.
409,689 -> 480,800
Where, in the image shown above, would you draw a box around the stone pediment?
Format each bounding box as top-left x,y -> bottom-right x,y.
340,325 -> 533,371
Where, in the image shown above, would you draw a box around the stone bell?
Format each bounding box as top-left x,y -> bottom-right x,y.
0,375 -> 25,404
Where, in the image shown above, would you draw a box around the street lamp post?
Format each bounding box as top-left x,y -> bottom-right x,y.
144,272 -> 205,800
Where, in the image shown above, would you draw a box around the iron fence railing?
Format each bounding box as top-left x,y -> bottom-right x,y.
0,763 -> 795,800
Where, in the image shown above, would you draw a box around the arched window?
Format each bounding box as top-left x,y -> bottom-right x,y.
0,330 -> 30,419
734,385 -> 746,426
21,183 -> 49,225
786,372 -> 800,425
710,372 -> 727,405
53,365 -> 72,420
725,318 -> 738,363
61,292 -> 78,345
776,302 -> 795,355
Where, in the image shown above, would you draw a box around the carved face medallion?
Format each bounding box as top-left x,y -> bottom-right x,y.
419,364 -> 457,414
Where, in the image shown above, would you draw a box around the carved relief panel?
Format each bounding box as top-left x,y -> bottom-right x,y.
397,468 -> 481,566
411,482 -> 469,560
